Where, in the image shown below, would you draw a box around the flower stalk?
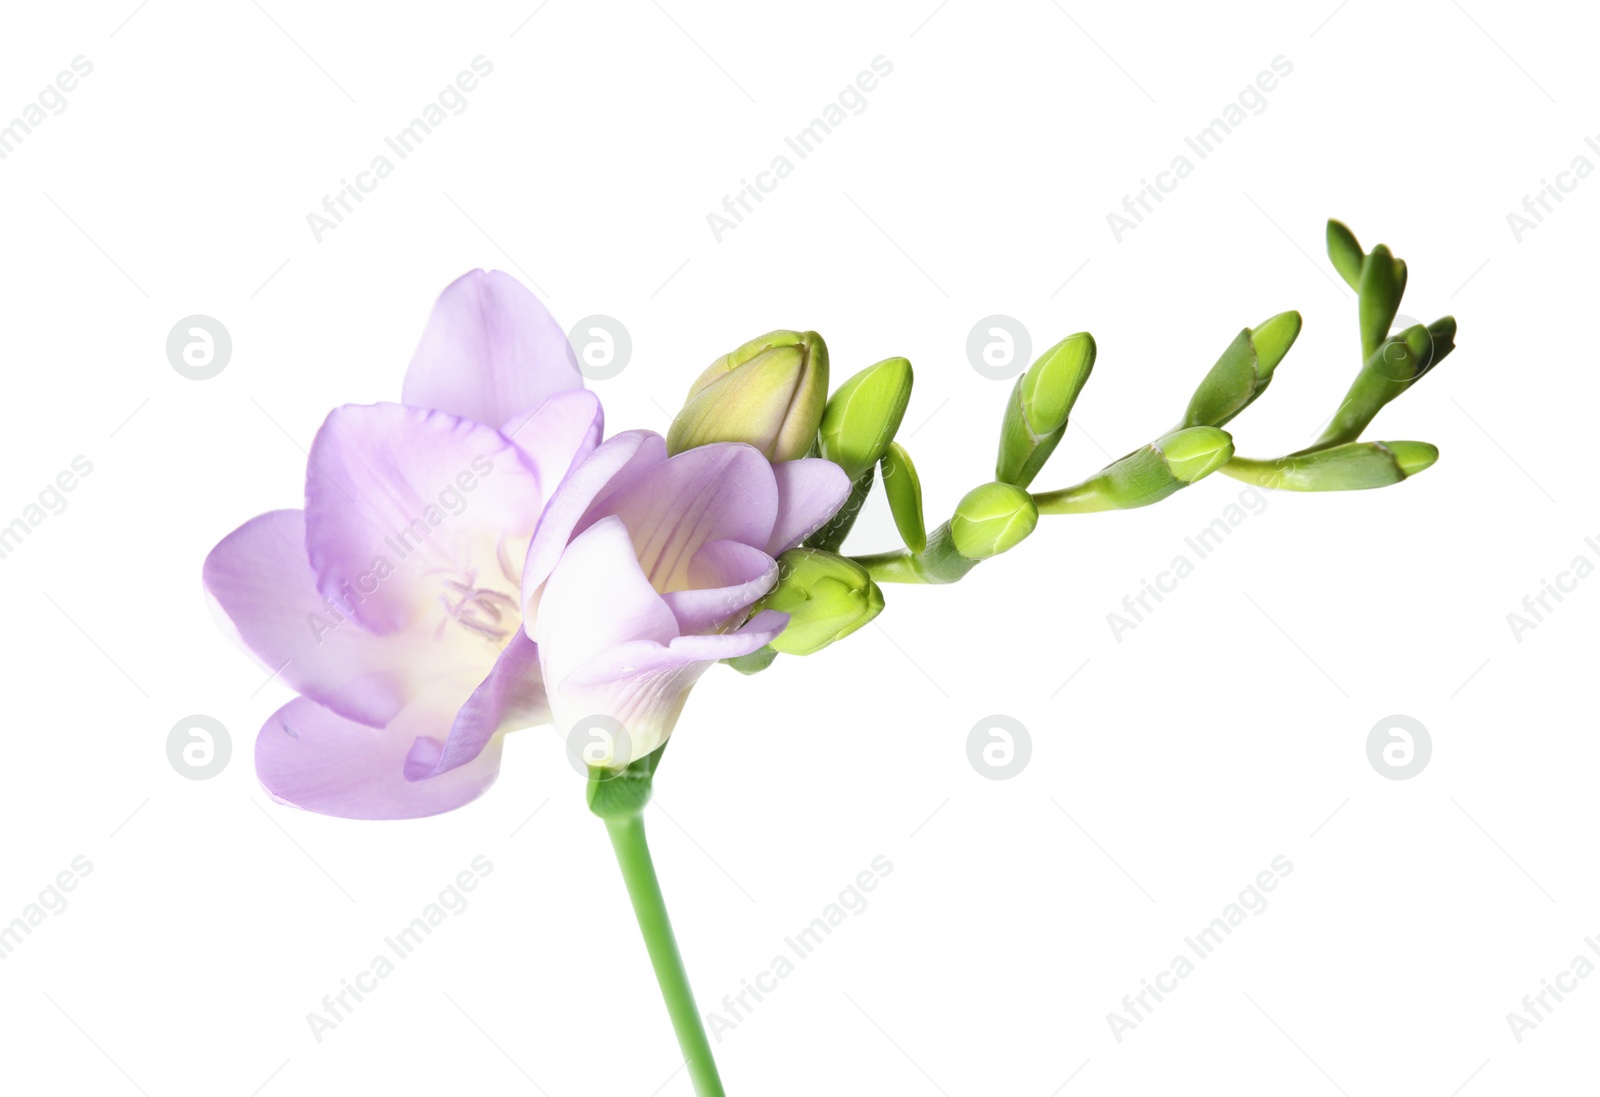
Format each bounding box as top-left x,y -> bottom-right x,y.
590,750 -> 725,1097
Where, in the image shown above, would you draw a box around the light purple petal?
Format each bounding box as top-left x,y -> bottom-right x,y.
521,430 -> 667,614
401,270 -> 582,428
660,540 -> 777,635
305,403 -> 541,635
768,458 -> 851,555
405,629 -> 548,781
256,686 -> 501,820
601,443 -> 778,592
500,388 -> 604,496
203,509 -> 484,727
553,610 -> 788,761
532,515 -> 678,661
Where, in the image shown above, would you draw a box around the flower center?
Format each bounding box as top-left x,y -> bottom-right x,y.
434,534 -> 522,642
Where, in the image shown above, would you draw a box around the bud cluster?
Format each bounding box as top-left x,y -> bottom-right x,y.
660,217 -> 1456,668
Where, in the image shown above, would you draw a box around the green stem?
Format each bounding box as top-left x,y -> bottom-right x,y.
605,811 -> 726,1097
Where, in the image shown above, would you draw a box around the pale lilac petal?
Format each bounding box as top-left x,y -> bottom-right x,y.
660,540 -> 777,635
553,610 -> 788,761
256,684 -> 500,820
203,509 -> 485,727
532,516 -> 677,662
602,443 -> 778,591
305,403 -> 541,635
500,388 -> 604,496
521,430 -> 667,613
768,458 -> 852,555
401,270 -> 582,427
405,629 -> 548,781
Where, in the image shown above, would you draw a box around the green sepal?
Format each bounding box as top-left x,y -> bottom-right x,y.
586,741 -> 668,819
880,442 -> 927,553
805,466 -> 874,552
721,646 -> 779,675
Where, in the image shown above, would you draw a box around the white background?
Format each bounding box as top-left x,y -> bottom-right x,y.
0,1 -> 1593,1094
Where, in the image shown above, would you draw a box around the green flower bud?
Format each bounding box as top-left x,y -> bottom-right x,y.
880,442 -> 927,554
1181,312 -> 1301,429
667,330 -> 828,462
1358,244 -> 1406,363
1034,427 -> 1234,514
760,549 -> 884,655
1222,441 -> 1439,491
1327,219 -> 1365,290
950,482 -> 1039,559
996,333 -> 1095,487
1314,316 -> 1455,449
818,357 -> 914,481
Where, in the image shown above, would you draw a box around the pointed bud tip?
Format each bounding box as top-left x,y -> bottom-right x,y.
1387,441 -> 1438,477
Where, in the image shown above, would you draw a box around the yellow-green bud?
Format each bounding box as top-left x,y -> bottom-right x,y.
1033,427 -> 1234,514
950,482 -> 1039,559
818,357 -> 914,481
667,330 -> 828,462
761,549 -> 884,655
996,333 -> 1095,487
1222,440 -> 1439,491
1181,312 -> 1300,429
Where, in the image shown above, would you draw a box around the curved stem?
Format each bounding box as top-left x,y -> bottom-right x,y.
605,811 -> 726,1097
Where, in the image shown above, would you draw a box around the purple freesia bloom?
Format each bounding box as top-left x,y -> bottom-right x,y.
204,271 -> 850,818
204,271 -> 602,819
521,432 -> 849,766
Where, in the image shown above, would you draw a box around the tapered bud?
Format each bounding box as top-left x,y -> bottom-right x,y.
1327,219 -> 1365,290
1358,244 -> 1406,362
1182,312 -> 1301,429
1222,441 -> 1438,491
667,330 -> 828,462
1315,317 -> 1455,448
1034,427 -> 1234,514
950,482 -> 1039,559
818,357 -> 914,481
880,442 -> 927,554
996,333 -> 1095,486
760,549 -> 884,655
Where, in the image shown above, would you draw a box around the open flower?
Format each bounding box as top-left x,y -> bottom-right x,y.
521,432 -> 850,767
203,271 -> 600,819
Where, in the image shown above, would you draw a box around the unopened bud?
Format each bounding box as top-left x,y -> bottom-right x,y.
761,549 -> 884,655
667,330 -> 828,462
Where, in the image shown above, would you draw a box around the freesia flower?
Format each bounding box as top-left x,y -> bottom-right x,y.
520,431 -> 850,768
203,271 -> 602,818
